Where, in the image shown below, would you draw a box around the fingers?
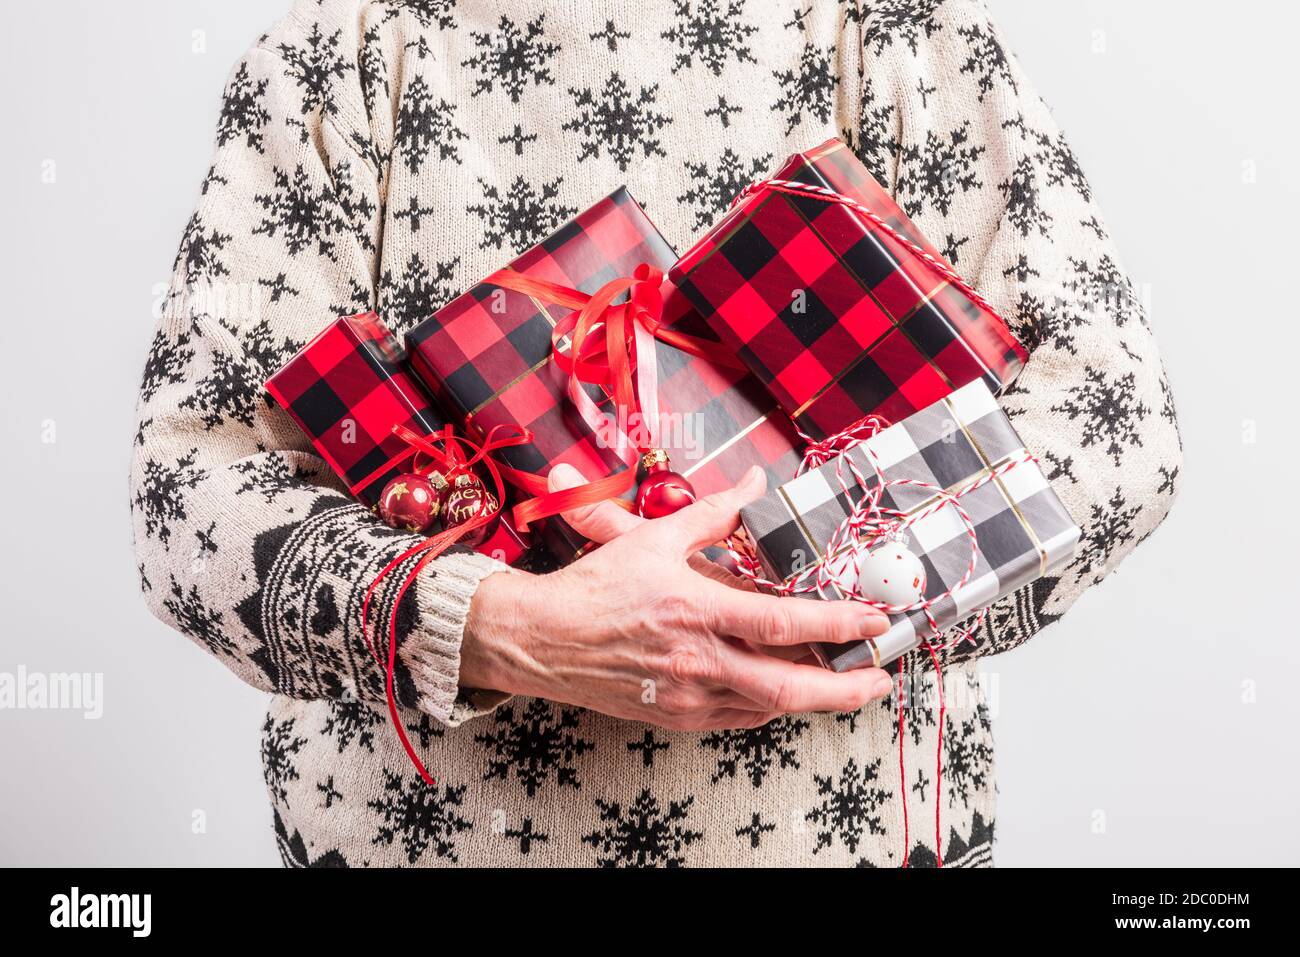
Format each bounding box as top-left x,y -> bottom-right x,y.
549,462 -> 643,545
705,583 -> 889,648
658,466 -> 767,555
717,646 -> 895,714
686,552 -> 759,591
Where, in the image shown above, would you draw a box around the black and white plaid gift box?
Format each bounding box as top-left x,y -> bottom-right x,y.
739,381 -> 1080,671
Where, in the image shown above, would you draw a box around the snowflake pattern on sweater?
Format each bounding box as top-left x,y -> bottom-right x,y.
129,0 -> 1181,867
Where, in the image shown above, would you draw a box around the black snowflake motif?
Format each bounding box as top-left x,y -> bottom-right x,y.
626,730 -> 670,768
163,576 -> 235,657
497,124 -> 537,157
772,43 -> 839,135
261,715 -> 307,806
944,715 -> 993,810
1075,487 -> 1141,584
200,165 -> 227,196
393,193 -> 438,233
358,25 -> 390,116
277,24 -> 354,116
700,715 -> 810,787
274,809 -> 347,867
462,14 -> 559,103
846,78 -> 898,185
1051,365 -> 1150,466
1017,289 -> 1085,356
678,149 -> 771,230
467,176 -> 576,252
1040,449 -> 1078,486
195,521 -> 218,556
703,94 -> 742,128
897,121 -> 986,218
232,454 -> 315,503
806,757 -> 892,855
134,449 -> 204,548
258,272 -> 299,303
253,164 -> 350,260
582,789 -> 703,868
958,21 -> 1019,102
317,776 -> 343,809
562,73 -> 672,172
505,818 -> 549,854
378,251 -> 462,334
473,700 -> 595,797
1157,464 -> 1179,497
1035,128 -> 1092,202
329,159 -> 378,254
137,562 -> 151,594
180,319 -> 303,431
1081,213 -> 1109,241
998,156 -> 1054,239
661,0 -> 757,76
174,211 -> 231,285
392,0 -> 457,31
1003,253 -> 1040,283
331,277 -> 373,318
1158,370 -> 1180,438
1067,255 -> 1144,329
321,696 -> 385,754
139,328 -> 194,403
394,75 -> 466,173
589,19 -> 630,52
368,770 -> 473,864
941,232 -> 970,265
404,712 -> 445,750
216,62 -> 271,153
859,0 -> 947,55
736,812 -> 776,849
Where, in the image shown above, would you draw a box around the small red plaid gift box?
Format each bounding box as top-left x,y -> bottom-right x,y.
266,312 -> 532,565
670,139 -> 1029,442
406,189 -> 803,562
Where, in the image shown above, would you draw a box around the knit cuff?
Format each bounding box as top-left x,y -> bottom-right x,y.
400,549 -> 514,727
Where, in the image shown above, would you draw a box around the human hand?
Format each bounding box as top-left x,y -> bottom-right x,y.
460,465 -> 894,731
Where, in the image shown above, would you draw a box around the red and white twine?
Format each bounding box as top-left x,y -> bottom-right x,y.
731,178 -> 1007,324
728,413 -> 1038,866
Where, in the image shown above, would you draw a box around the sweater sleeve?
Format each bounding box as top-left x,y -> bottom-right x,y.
129,28 -> 508,725
847,0 -> 1183,660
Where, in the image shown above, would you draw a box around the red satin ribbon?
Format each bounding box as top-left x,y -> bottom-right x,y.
484,265 -> 743,530
359,423 -> 531,786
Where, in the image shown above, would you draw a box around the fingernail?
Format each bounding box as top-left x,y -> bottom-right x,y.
743,466 -> 764,491
871,676 -> 895,699
860,612 -> 888,637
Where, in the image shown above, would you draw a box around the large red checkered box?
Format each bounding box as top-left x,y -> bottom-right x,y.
265,312 -> 530,565
669,139 -> 1028,441
405,189 -> 803,562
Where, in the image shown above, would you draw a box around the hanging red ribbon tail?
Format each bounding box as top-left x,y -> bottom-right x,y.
359,423 -> 523,787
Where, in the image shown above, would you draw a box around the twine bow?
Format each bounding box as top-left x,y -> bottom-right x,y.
729,412 -> 1036,867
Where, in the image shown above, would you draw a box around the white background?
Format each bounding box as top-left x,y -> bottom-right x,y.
1,0 -> 1296,866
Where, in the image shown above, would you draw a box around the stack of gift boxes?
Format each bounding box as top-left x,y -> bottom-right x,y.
267,138 -> 1078,670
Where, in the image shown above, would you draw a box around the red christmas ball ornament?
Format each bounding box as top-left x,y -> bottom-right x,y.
442,473 -> 500,546
636,449 -> 696,519
377,473 -> 442,534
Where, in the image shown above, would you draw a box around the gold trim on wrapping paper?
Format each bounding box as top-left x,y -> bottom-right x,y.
787,281 -> 954,421
776,483 -> 846,599
677,161 -> 964,431
680,408 -> 779,479
940,395 -> 1050,578
773,445 -> 1039,586
674,191 -> 784,277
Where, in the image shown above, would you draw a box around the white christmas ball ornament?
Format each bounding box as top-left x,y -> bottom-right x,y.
855,542 -> 926,606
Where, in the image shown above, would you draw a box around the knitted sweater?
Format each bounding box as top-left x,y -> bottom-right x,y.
129,0 -> 1181,867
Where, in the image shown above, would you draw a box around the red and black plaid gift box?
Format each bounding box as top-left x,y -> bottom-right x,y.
406,189 -> 804,562
266,312 -> 531,564
669,139 -> 1028,442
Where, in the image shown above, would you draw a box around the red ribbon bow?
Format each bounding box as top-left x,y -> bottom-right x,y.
482,265 -> 743,531
360,423 -> 531,786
